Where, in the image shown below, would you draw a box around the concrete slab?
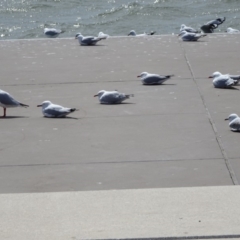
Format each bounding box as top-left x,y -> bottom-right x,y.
1,34 -> 240,239
0,36 -> 191,86
0,159 -> 232,193
0,186 -> 240,240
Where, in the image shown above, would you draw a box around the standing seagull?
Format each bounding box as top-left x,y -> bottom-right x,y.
75,33 -> 106,46
178,31 -> 207,41
137,72 -> 174,85
0,89 -> 29,117
225,114 -> 240,132
44,28 -> 63,37
37,100 -> 77,118
94,90 -> 134,104
209,72 -> 238,88
180,24 -> 199,33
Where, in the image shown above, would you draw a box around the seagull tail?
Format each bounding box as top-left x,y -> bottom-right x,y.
126,94 -> 134,98
200,34 -> 207,38
19,103 -> 29,108
70,108 -> 77,112
166,74 -> 174,78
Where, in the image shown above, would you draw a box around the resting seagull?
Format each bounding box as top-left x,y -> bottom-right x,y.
180,24 -> 199,33
94,90 -> 134,104
137,72 -> 174,85
178,31 -> 207,41
0,89 -> 29,117
75,33 -> 106,46
128,30 -> 155,36
226,27 -> 240,34
37,100 -> 77,118
44,28 -> 63,37
209,71 -> 238,88
225,114 -> 240,132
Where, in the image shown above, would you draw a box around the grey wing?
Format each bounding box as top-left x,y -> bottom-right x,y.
44,107 -> 70,117
214,77 -> 234,87
0,92 -> 20,107
82,37 -> 99,45
185,27 -> 198,33
101,93 -> 121,104
229,75 -> 240,80
182,33 -> 198,41
143,75 -> 167,84
230,119 -> 240,131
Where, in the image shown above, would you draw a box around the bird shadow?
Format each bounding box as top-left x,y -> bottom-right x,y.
0,116 -> 29,119
216,86 -> 239,90
100,102 -> 136,105
143,83 -> 177,86
80,44 -> 105,47
43,116 -> 80,120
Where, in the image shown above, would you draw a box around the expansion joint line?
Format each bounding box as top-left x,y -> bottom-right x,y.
179,42 -> 238,185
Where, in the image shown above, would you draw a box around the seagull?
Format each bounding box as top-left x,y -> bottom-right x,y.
137,72 -> 174,85
180,24 -> 199,33
208,71 -> 238,88
206,17 -> 226,27
210,71 -> 240,85
225,114 -> 240,132
94,90 -> 134,104
226,27 -> 240,34
128,30 -> 155,36
75,33 -> 106,46
37,100 -> 77,118
201,17 -> 226,33
98,32 -> 109,39
178,31 -> 207,41
44,28 -> 63,37
0,89 -> 29,117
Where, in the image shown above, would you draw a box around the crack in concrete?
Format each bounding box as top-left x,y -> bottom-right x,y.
179,41 -> 238,185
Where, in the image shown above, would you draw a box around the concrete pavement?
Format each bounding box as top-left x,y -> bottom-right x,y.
0,34 -> 240,239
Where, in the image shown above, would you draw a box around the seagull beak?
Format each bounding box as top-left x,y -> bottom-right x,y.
137,75 -> 140,78
93,94 -> 98,97
208,76 -> 213,78
224,118 -> 229,121
37,104 -> 42,107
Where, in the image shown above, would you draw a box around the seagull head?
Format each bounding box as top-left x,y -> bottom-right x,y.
137,72 -> 149,78
225,113 -> 239,122
209,71 -> 221,78
37,100 -> 52,108
128,30 -> 136,36
180,24 -> 186,31
94,90 -> 106,98
75,33 -> 83,39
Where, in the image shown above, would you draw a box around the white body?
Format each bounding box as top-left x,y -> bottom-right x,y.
179,31 -> 206,41
94,90 -> 134,104
37,101 -> 76,118
137,72 -> 173,85
44,28 -> 62,37
76,33 -> 105,46
209,72 -> 237,88
225,114 -> 240,132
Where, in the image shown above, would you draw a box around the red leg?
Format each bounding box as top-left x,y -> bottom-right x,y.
3,108 -> 6,117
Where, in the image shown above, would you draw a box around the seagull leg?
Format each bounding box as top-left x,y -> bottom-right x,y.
3,108 -> 6,117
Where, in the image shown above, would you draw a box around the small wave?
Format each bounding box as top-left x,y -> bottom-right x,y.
97,1 -> 142,17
